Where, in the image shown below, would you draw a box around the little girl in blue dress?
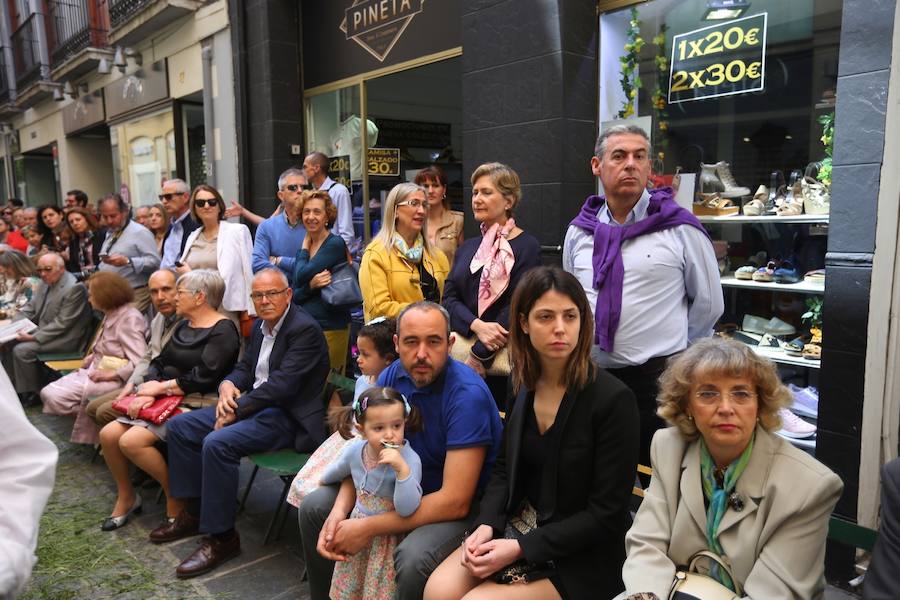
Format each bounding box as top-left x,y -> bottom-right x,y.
322,385 -> 423,600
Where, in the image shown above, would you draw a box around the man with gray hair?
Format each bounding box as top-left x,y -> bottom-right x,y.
158,178 -> 198,271
155,268 -> 331,578
97,194 -> 161,312
251,167 -> 309,276
563,124 -> 722,469
2,252 -> 92,405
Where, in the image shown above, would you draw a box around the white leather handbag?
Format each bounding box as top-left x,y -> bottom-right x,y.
668,550 -> 742,600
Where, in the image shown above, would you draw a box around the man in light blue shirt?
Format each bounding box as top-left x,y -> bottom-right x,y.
303,152 -> 354,248
158,178 -> 198,271
563,124 -> 723,468
251,168 -> 308,276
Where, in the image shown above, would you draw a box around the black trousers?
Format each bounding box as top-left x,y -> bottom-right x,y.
606,355 -> 671,473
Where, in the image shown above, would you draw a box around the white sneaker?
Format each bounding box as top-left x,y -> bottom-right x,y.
777,408 -> 817,439
788,384 -> 819,418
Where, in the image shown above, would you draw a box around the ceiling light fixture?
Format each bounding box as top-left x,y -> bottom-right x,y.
702,0 -> 750,21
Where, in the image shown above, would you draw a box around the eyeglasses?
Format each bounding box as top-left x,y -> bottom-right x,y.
397,199 -> 427,209
250,288 -> 289,301
194,199 -> 219,208
283,183 -> 313,192
35,266 -> 55,273
694,389 -> 757,406
175,288 -> 199,296
158,192 -> 186,201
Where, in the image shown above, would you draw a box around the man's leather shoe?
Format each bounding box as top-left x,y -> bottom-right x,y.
175,534 -> 241,579
148,510 -> 200,544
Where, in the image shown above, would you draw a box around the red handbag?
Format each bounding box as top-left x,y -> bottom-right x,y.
111,395 -> 184,425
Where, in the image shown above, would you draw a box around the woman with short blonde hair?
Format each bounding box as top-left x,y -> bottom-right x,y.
618,337 -> 843,599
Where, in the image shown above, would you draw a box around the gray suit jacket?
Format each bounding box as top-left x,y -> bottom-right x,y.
620,426 -> 843,599
128,313 -> 181,385
15,271 -> 92,350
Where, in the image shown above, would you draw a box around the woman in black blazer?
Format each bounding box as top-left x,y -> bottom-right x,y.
424,266 -> 639,600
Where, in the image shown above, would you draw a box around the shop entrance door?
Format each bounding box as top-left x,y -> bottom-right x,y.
305,55 -> 462,255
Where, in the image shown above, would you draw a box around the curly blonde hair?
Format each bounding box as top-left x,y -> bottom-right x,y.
656,337 -> 792,440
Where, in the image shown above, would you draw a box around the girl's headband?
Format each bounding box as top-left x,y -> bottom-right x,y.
351,391 -> 411,420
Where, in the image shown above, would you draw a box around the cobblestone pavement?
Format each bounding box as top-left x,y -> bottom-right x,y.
22,407 -> 310,600
21,407 -> 862,599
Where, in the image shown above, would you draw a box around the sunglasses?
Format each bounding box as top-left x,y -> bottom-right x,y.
158,192 -> 186,201
194,199 -> 219,208
284,183 -> 314,192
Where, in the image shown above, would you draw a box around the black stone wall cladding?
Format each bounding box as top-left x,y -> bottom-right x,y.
460,0 -> 598,247
820,0 -> 895,579
229,0 -> 303,220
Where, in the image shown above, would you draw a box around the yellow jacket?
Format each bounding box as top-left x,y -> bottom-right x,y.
359,240 -> 450,322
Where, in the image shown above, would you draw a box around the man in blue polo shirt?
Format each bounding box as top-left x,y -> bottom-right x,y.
298,301 -> 502,600
251,167 -> 309,277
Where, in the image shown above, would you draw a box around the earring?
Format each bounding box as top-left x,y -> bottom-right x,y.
687,414 -> 694,421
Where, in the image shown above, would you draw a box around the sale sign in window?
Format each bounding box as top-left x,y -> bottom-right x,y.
668,13 -> 767,104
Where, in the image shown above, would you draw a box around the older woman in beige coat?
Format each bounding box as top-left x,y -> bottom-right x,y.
617,337 -> 842,600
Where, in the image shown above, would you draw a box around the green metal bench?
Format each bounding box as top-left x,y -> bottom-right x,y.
38,312 -> 103,375
238,370 -> 357,544
827,515 -> 877,552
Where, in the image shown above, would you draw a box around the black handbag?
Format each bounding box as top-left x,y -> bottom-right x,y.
321,261 -> 362,308
490,501 -> 556,585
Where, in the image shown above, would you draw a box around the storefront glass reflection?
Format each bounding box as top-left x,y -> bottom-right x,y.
110,109 -> 176,207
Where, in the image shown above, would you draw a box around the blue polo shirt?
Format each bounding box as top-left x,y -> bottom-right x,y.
378,358 -> 503,495
251,211 -> 306,277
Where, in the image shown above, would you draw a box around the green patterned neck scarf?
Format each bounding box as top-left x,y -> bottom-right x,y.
699,433 -> 755,590
392,233 -> 424,264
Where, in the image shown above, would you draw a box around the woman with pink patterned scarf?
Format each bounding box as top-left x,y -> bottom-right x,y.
442,162 -> 541,410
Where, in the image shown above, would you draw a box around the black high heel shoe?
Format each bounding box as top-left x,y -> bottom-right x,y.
101,494 -> 143,531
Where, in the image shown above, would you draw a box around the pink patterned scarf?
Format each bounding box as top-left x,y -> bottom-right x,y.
470,218 -> 516,316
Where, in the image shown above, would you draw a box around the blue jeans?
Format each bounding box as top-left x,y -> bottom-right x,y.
167,405 -> 296,534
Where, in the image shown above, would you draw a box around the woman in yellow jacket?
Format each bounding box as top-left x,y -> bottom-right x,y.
360,182 -> 450,321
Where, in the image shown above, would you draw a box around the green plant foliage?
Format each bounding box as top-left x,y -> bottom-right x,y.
801,296 -> 824,329
618,7 -> 644,119
651,23 -> 669,157
817,112 -> 834,187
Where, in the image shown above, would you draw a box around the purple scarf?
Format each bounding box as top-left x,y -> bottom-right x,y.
570,187 -> 709,351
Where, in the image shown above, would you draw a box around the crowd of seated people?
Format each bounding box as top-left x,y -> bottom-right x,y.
5,137 -> 878,600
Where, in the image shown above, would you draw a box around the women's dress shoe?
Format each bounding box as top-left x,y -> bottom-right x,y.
176,533 -> 241,579
803,343 -> 822,360
784,338 -> 805,356
742,198 -> 766,216
801,176 -> 830,215
752,261 -> 776,282
735,265 -> 756,280
700,163 -> 725,194
149,510 -> 200,543
804,269 -> 825,285
765,171 -> 786,213
774,261 -> 801,284
101,495 -> 143,531
714,161 -> 751,198
693,193 -> 740,216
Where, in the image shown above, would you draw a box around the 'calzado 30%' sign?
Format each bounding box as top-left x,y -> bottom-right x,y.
668,13 -> 767,104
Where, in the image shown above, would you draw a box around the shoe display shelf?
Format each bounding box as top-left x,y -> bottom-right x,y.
697,214 -> 829,225
703,215 -> 825,453
720,274 -> 825,295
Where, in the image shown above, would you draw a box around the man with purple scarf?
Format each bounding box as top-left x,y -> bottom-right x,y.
563,124 -> 723,469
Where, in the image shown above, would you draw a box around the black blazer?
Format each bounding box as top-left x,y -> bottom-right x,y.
65,229 -> 105,275
160,214 -> 200,266
227,303 -> 331,452
476,369 -> 639,600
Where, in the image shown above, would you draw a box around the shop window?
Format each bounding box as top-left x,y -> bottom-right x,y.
599,0 -> 842,451
110,108 -> 177,207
